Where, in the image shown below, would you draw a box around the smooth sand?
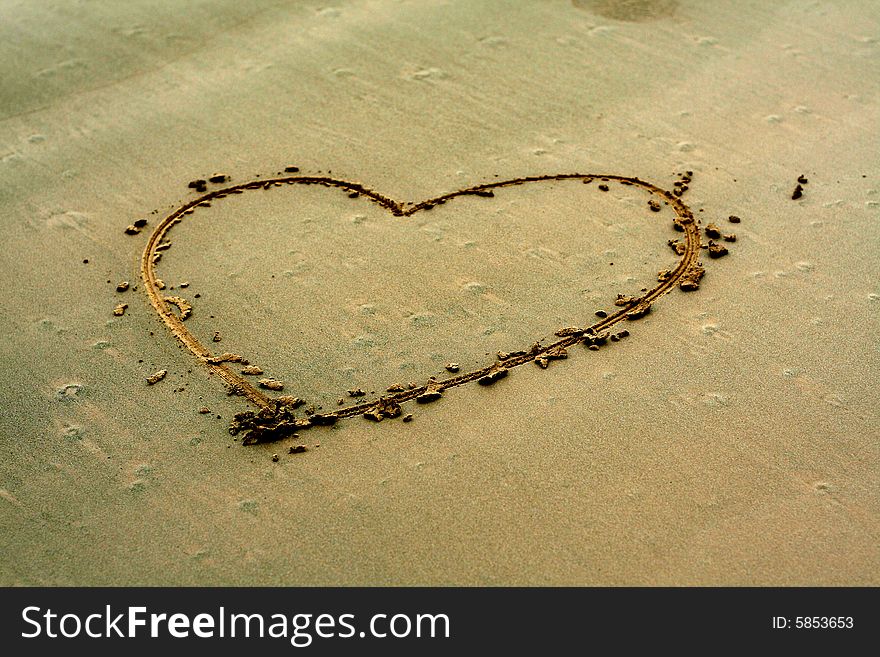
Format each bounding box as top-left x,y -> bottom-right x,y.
0,0 -> 877,585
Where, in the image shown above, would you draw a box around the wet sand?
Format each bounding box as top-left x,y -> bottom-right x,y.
0,0 -> 878,585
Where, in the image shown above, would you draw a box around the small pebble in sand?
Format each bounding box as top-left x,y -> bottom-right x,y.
416,389 -> 442,404
595,310 -> 608,318
271,454 -> 279,462
124,225 -> 141,235
478,363 -> 508,385
792,184 -> 804,200
402,414 -> 414,423
723,233 -> 737,242
535,346 -> 567,369
705,223 -> 722,239
708,241 -> 729,258
668,239 -> 686,255
188,179 -> 207,189
146,370 -> 167,385
625,303 -> 652,320
241,365 -> 263,375
348,388 -> 366,397
209,174 -> 229,184
586,331 -> 609,346
648,200 -> 661,212
259,378 -> 284,391
386,383 -> 406,392
199,407 -> 210,414
113,303 -> 127,316
797,174 -> 808,184
416,383 -> 443,403
364,397 -> 402,421
588,344 -> 600,351
728,215 -> 741,223
289,445 -> 307,454
445,363 -> 460,373
598,184 -> 609,191
212,331 -> 222,342
472,189 -> 494,198
678,264 -> 706,291
284,166 -> 300,173
116,281 -> 129,292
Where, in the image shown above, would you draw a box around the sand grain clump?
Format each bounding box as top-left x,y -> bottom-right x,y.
146,370 -> 167,385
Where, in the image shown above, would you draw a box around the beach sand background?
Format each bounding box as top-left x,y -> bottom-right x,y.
1,0 -> 877,585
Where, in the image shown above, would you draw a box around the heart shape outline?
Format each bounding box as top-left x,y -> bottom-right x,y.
140,172 -> 703,437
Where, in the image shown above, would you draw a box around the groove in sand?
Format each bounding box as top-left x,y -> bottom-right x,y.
140,173 -> 703,431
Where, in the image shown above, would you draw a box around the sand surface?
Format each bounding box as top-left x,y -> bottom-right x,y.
1,0 -> 878,585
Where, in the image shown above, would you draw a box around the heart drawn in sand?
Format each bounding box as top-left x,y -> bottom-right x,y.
139,171 -> 708,443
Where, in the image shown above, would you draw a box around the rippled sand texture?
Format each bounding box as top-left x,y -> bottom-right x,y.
0,0 -> 877,584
